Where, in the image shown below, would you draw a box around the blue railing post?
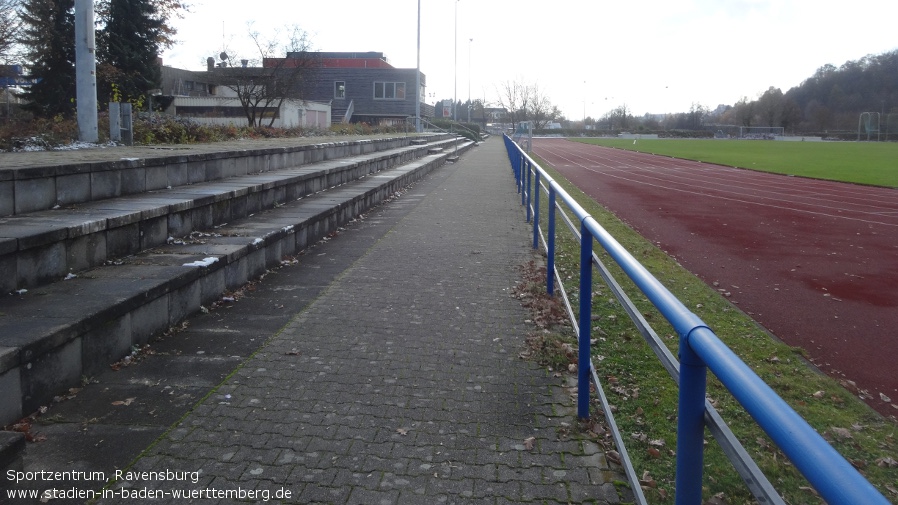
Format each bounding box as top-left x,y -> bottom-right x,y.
577,221 -> 593,419
547,187 -> 556,295
517,154 -> 523,194
532,170 -> 540,248
675,336 -> 708,505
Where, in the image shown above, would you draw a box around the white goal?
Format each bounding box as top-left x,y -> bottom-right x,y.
738,126 -> 784,139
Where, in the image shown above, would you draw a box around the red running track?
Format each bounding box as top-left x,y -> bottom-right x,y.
533,138 -> 898,416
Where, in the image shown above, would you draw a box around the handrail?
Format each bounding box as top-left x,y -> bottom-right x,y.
405,116 -> 482,140
502,134 -> 889,505
343,100 -> 354,124
403,117 -> 480,158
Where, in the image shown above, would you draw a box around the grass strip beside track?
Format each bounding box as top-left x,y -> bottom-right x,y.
525,154 -> 898,504
571,138 -> 898,188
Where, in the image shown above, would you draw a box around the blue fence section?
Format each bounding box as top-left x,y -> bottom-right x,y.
502,135 -> 889,505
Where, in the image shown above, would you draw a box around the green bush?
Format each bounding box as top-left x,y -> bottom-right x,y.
0,114 -> 84,151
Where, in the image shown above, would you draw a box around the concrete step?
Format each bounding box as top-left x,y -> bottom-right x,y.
1,137 -> 430,218
0,138 -> 477,430
0,136 -> 460,295
0,431 -> 24,472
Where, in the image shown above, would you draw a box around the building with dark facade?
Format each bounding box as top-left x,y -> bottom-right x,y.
157,51 -> 433,127
266,52 -> 434,125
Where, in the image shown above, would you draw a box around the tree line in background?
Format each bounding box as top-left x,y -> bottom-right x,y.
504,49 -> 898,137
713,50 -> 897,135
0,0 -> 187,118
495,80 -> 564,130
0,0 -> 895,137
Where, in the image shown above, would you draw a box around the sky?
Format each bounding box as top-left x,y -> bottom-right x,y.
161,0 -> 898,121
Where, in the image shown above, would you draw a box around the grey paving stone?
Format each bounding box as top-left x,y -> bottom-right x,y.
97,139 -> 626,504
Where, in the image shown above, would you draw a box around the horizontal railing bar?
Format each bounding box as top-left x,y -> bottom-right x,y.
588,363 -> 649,505
703,401 -> 784,505
690,326 -> 887,504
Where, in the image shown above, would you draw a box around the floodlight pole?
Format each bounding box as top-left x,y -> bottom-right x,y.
467,38 -> 472,123
74,0 -> 98,142
415,0 -> 421,132
453,0 -> 458,122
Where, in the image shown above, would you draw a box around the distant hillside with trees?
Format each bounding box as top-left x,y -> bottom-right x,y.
575,49 -> 898,138
716,50 -> 898,135
787,50 -> 898,132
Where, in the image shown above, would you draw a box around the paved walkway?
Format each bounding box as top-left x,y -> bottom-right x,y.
91,138 -> 626,504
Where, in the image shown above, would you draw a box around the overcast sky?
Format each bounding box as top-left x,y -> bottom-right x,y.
161,0 -> 898,120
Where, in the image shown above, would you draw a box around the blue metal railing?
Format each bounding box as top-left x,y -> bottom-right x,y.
502,134 -> 889,505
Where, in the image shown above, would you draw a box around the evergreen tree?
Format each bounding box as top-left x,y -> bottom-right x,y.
17,0 -> 76,118
98,0 -> 163,105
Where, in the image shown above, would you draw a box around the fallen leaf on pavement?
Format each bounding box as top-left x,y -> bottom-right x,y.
606,450 -> 621,465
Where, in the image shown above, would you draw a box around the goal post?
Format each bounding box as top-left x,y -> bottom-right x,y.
738,126 -> 784,139
857,112 -> 881,141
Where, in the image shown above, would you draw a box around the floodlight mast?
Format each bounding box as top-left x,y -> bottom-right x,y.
74,0 -> 98,142
415,0 -> 421,133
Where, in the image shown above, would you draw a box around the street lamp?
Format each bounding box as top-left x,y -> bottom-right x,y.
467,38 -> 472,123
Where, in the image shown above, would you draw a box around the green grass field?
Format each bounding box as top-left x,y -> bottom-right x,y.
571,138 -> 898,188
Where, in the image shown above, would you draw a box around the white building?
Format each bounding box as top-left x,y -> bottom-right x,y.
170,95 -> 331,129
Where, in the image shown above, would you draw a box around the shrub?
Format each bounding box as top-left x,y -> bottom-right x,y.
0,115 -> 432,152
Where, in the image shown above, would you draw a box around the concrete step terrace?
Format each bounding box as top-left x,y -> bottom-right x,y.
0,135 -> 476,434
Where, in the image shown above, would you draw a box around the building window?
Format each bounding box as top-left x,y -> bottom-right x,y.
335,81 -> 345,99
374,82 -> 406,100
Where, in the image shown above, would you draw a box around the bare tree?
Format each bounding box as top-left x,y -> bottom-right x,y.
688,102 -> 709,129
0,0 -> 21,66
497,78 -> 564,130
496,78 -> 530,128
603,104 -> 630,130
529,84 -> 562,129
215,23 -> 317,127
